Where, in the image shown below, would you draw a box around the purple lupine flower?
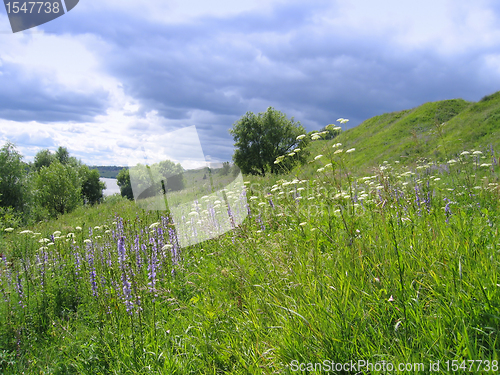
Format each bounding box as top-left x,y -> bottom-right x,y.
168,228 -> 180,272
134,235 -> 142,271
443,197 -> 451,224
15,274 -> 25,308
118,236 -> 133,314
87,249 -> 98,297
148,241 -> 158,300
227,203 -> 236,229
256,213 -> 265,231
267,193 -> 275,209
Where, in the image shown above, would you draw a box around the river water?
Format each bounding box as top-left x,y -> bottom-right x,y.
100,178 -> 121,196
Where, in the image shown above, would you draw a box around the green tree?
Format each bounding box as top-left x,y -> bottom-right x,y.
33,149 -> 56,172
35,161 -> 81,217
117,168 -> 134,200
0,142 -> 28,211
221,161 -> 231,176
156,160 -> 185,192
79,165 -> 106,205
229,107 -> 309,176
55,146 -> 70,165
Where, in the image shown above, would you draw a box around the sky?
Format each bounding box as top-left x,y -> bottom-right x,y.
1,0 -> 500,168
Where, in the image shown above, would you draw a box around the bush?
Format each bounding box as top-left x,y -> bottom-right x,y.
35,161 -> 81,217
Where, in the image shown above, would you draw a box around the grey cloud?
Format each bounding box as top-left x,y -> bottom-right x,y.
0,61 -> 109,122
37,1 -> 500,163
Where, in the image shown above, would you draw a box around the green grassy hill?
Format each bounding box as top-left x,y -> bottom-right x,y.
304,91 -> 500,174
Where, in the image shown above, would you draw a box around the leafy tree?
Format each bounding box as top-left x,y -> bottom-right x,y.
55,146 -> 70,165
79,165 -> 106,205
156,160 -> 185,192
117,168 -> 134,200
0,142 -> 28,211
229,107 -> 309,176
35,161 -> 81,217
221,162 -> 231,176
33,149 -> 56,172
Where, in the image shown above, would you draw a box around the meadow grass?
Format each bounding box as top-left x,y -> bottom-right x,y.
0,142 -> 499,374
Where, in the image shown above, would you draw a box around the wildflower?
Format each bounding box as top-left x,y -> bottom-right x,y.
480,163 -> 492,167
293,148 -> 301,152
337,118 -> 349,124
162,244 -> 173,250
447,159 -> 457,164
388,295 -> 395,302
299,222 -> 307,226
317,168 -> 325,172
93,226 -> 101,231
53,231 -> 62,236
250,196 -> 259,200
460,151 -> 470,156
84,239 -> 92,244
325,163 -> 332,168
332,143 -> 342,148
473,151 -> 483,155
296,134 -> 306,140
76,226 -> 82,231
334,149 -> 343,155
314,154 -> 323,160
18,230 -> 33,235
346,148 -> 355,153
311,134 -> 321,140
4,228 -> 14,233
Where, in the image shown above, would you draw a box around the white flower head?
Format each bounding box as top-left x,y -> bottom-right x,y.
288,152 -> 296,156
296,134 -> 306,140
314,154 -> 324,160
346,148 -> 355,153
311,134 -> 321,140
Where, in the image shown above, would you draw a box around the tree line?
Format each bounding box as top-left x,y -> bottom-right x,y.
0,143 -> 106,227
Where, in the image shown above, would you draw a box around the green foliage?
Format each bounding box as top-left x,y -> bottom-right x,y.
230,107 -> 309,176
116,168 -> 134,200
221,161 -> 231,175
33,149 -> 56,172
90,165 -> 128,178
34,161 -> 81,217
0,142 -> 28,212
55,146 -> 70,165
0,143 -> 498,372
79,166 -> 106,205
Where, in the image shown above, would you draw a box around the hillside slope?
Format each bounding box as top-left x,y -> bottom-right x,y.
316,91 -> 500,171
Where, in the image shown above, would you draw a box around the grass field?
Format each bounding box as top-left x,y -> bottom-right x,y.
0,133 -> 499,373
